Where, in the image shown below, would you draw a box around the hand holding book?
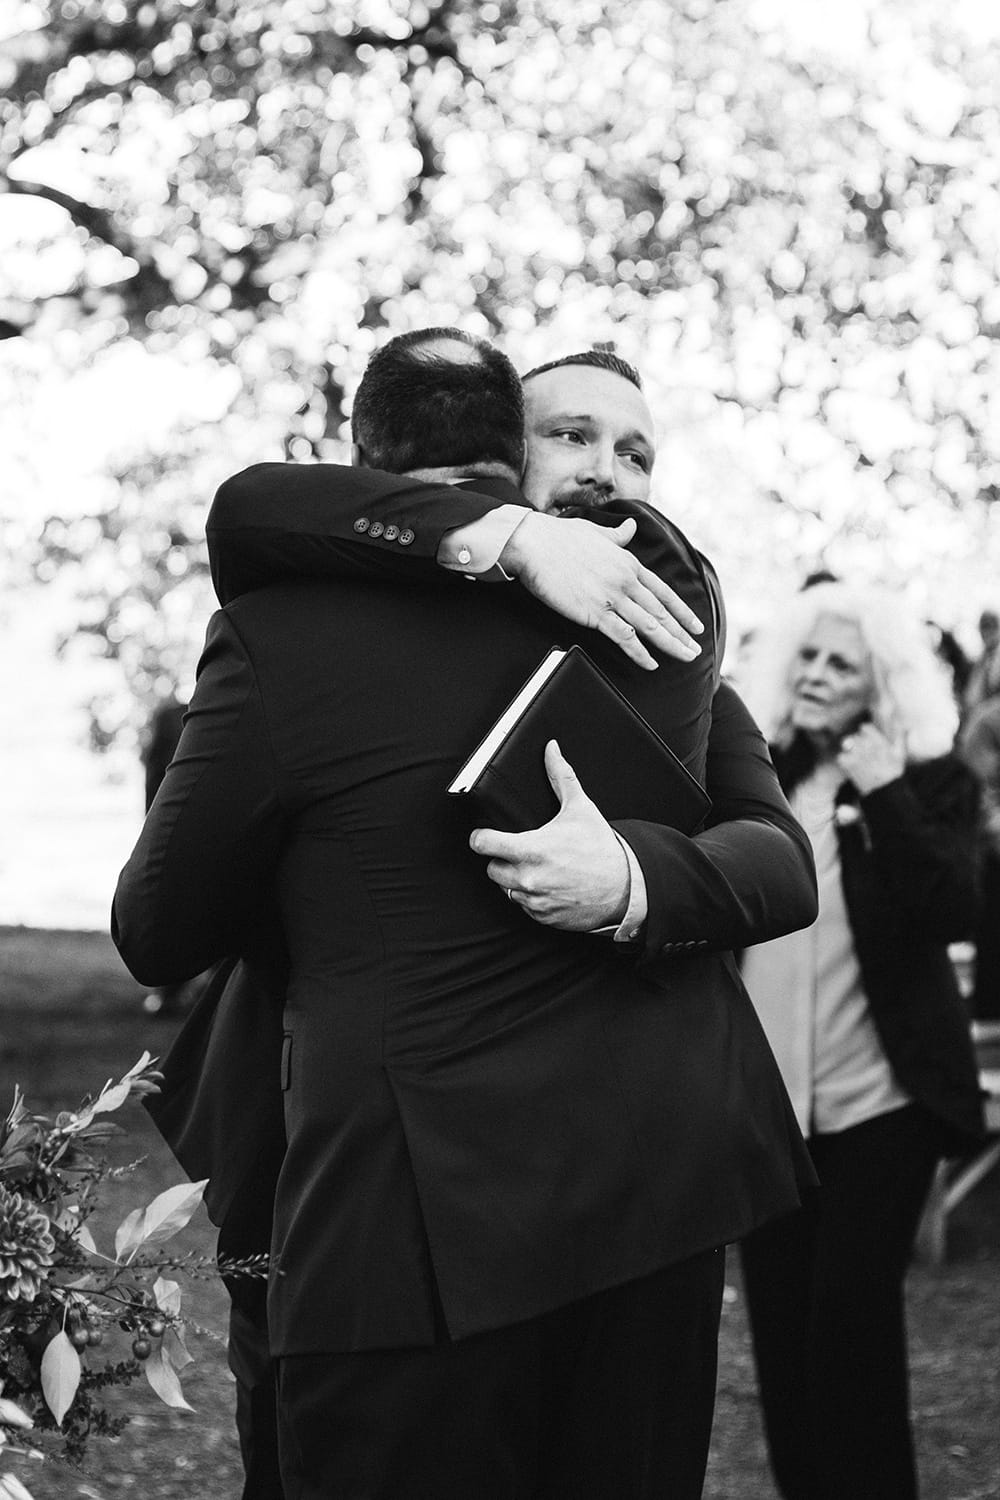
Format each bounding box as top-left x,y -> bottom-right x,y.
468,736 -> 635,931
452,645 -> 711,933
448,645 -> 711,836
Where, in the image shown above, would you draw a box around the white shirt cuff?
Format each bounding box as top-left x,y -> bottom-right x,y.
591,834 -> 648,943
437,506 -> 528,578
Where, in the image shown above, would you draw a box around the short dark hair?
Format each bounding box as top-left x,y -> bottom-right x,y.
351,327 -> 524,474
522,348 -> 643,391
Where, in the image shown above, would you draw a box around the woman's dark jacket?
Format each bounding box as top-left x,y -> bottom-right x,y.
771,738 -> 986,1153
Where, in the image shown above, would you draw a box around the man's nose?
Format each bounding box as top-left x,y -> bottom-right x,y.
579,443 -> 616,491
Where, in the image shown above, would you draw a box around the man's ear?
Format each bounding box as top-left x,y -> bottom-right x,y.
351,441 -> 367,469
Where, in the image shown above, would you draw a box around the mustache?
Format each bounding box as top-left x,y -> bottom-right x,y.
554,485 -> 619,511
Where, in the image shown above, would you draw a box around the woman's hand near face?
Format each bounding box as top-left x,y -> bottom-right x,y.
836,722 -> 906,796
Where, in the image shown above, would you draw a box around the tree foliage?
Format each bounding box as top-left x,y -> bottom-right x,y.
2,0 -> 999,749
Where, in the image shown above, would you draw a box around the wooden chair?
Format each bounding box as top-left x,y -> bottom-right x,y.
915,1020 -> 1000,1265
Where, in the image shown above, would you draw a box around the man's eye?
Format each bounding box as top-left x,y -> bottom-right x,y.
552,429 -> 585,444
623,451 -> 650,472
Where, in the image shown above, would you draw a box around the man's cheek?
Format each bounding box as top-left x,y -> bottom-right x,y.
521,463 -> 561,513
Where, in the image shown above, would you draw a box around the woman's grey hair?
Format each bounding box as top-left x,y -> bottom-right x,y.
737,581 -> 958,763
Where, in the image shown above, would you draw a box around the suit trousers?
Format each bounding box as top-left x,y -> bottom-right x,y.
275,1247 -> 725,1500
219,1205 -> 284,1500
229,1301 -> 283,1500
738,1104 -> 941,1500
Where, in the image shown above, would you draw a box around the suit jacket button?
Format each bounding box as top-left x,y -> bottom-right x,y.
353,517 -> 370,533
399,528 -> 415,546
368,521 -> 384,538
384,524 -> 399,541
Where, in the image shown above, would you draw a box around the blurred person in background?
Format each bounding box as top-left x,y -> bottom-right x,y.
927,621 -> 972,705
735,580 -> 985,1500
963,607 -> 1000,716
138,692 -> 191,1017
959,681 -> 1000,1024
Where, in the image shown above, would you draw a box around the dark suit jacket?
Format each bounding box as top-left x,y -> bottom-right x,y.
144,468 -> 732,1248
115,540 -> 817,1356
771,739 -> 985,1151
206,465 -> 727,706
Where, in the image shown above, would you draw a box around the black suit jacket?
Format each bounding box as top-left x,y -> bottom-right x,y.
146,468 -> 735,1250
115,543 -> 816,1355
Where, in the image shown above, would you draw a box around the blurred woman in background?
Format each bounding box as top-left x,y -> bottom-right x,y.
736,581 -> 985,1500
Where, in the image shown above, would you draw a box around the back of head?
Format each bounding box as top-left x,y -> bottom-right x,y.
351,328 -> 524,475
739,580 -> 958,763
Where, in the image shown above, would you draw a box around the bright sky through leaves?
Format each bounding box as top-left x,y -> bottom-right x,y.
1,0 -> 999,923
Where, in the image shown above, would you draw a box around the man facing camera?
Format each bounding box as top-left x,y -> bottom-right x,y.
116,330 -> 817,1499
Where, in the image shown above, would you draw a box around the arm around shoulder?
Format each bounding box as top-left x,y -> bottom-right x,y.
206,463 -> 523,604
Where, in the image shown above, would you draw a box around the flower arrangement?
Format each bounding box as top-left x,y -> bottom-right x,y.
0,1054 -> 263,1498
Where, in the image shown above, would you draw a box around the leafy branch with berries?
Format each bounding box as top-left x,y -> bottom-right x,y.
0,1055 -> 265,1496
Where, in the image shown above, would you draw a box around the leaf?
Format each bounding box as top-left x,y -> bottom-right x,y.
88,1081 -> 132,1118
152,1277 -> 181,1316
121,1052 -> 155,1081
78,1120 -> 122,1145
0,1397 -> 32,1430
0,1472 -> 37,1500
122,1181 -> 208,1259
4,1086 -> 26,1130
40,1332 -> 81,1425
114,1206 -> 146,1262
143,1345 -> 194,1412
163,1326 -> 193,1372
74,1223 -> 98,1256
53,1207 -> 97,1255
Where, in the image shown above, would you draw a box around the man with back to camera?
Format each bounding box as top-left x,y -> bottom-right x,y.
142,337 -> 732,1499
116,330 -> 818,1498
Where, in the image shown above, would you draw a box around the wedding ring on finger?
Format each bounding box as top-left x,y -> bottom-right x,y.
505,887 -> 516,901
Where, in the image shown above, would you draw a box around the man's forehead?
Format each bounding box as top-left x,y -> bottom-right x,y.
524,365 -> 655,439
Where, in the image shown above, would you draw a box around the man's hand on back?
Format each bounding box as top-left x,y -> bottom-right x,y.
500,512 -> 704,671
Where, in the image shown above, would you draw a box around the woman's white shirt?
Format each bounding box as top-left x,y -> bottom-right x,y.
742,763 -> 911,1137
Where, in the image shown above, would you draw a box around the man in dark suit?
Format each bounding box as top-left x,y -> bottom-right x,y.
115,330 -> 817,1498
143,339 -> 733,1500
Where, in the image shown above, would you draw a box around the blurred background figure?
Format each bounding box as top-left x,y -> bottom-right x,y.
927,621 -> 972,706
138,693 -> 190,1017
141,694 -> 187,813
963,609 -> 1000,716
735,580 -> 985,1500
960,680 -> 1000,1024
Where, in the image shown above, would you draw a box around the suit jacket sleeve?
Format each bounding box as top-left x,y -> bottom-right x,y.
112,610 -> 287,986
850,756 -> 980,943
206,466 -> 725,668
613,681 -> 818,962
207,463 -> 527,605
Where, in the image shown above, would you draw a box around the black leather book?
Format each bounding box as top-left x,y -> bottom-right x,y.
447,645 -> 711,834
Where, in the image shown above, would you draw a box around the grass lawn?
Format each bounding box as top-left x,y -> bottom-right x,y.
2,926 -> 998,1499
